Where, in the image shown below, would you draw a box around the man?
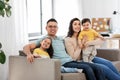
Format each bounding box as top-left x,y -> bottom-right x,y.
23,18 -> 59,62
23,18 -> 72,65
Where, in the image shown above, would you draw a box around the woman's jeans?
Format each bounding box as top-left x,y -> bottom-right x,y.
93,57 -> 120,80
93,57 -> 120,75
63,61 -> 105,80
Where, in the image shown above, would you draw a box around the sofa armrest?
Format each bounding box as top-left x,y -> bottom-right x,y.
9,56 -> 61,80
97,49 -> 120,61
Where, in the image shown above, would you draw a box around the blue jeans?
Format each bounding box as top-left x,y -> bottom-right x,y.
96,63 -> 120,80
93,57 -> 120,80
63,61 -> 105,80
93,57 -> 120,75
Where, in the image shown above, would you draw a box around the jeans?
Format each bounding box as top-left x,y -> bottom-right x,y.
63,61 -> 105,80
93,57 -> 120,75
61,66 -> 78,73
96,63 -> 120,80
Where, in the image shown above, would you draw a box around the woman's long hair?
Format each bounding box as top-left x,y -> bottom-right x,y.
67,18 -> 81,37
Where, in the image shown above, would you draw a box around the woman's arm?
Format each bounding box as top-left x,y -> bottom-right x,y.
64,38 -> 81,60
86,38 -> 104,46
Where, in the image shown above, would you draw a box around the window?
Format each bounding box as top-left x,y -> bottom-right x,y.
27,0 -> 82,38
27,0 -> 53,38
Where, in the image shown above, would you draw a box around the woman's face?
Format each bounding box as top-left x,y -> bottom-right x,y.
40,38 -> 51,50
72,20 -> 81,33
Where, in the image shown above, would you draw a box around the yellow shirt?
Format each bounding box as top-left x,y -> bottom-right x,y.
33,48 -> 50,58
78,29 -> 99,41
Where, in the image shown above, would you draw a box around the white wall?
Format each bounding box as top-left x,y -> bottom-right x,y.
54,0 -> 83,36
82,0 -> 117,18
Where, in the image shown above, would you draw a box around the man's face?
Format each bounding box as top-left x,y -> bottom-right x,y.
46,22 -> 58,36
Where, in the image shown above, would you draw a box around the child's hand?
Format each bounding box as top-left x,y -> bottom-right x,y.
33,53 -> 41,58
99,36 -> 105,41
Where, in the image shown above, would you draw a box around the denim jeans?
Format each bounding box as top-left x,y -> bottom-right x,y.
93,57 -> 120,75
93,57 -> 120,80
63,61 -> 105,80
61,66 -> 78,73
96,63 -> 120,80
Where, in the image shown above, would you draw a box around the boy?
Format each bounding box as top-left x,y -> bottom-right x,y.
78,18 -> 104,63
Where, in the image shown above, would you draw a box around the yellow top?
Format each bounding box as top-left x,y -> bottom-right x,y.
33,48 -> 50,58
78,29 -> 99,41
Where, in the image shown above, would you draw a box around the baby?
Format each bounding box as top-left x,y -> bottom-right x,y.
78,18 -> 104,63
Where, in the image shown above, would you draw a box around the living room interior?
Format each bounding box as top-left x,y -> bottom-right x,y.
0,0 -> 120,80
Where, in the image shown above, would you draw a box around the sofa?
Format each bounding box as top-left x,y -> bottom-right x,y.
8,49 -> 120,80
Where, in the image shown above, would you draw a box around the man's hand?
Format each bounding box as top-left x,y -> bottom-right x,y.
27,54 -> 34,63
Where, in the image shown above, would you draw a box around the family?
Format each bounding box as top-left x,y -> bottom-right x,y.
23,18 -> 120,80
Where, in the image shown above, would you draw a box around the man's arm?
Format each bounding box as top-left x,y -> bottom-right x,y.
23,43 -> 36,63
23,36 -> 45,62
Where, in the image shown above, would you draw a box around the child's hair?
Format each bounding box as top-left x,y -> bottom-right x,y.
81,18 -> 91,25
35,37 -> 54,58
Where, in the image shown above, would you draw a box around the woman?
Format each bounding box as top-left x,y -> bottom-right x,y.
64,17 -> 120,80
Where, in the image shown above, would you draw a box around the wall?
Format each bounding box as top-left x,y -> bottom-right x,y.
54,0 -> 83,36
82,0 -> 117,18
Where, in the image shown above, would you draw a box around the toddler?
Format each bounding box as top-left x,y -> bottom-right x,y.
78,18 -> 104,63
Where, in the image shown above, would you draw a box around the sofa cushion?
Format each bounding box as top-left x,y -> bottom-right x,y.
112,61 -> 120,71
61,73 -> 86,80
97,49 -> 120,61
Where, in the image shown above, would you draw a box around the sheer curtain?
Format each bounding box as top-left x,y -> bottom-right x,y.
0,0 -> 28,80
12,0 -> 28,54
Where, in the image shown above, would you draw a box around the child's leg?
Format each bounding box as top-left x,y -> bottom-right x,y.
89,46 -> 97,63
89,55 -> 95,63
82,46 -> 93,62
82,54 -> 89,62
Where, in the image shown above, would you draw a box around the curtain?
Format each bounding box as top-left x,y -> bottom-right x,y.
0,0 -> 28,80
12,0 -> 29,54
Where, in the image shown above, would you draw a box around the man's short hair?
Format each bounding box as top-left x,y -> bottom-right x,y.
47,18 -> 58,24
